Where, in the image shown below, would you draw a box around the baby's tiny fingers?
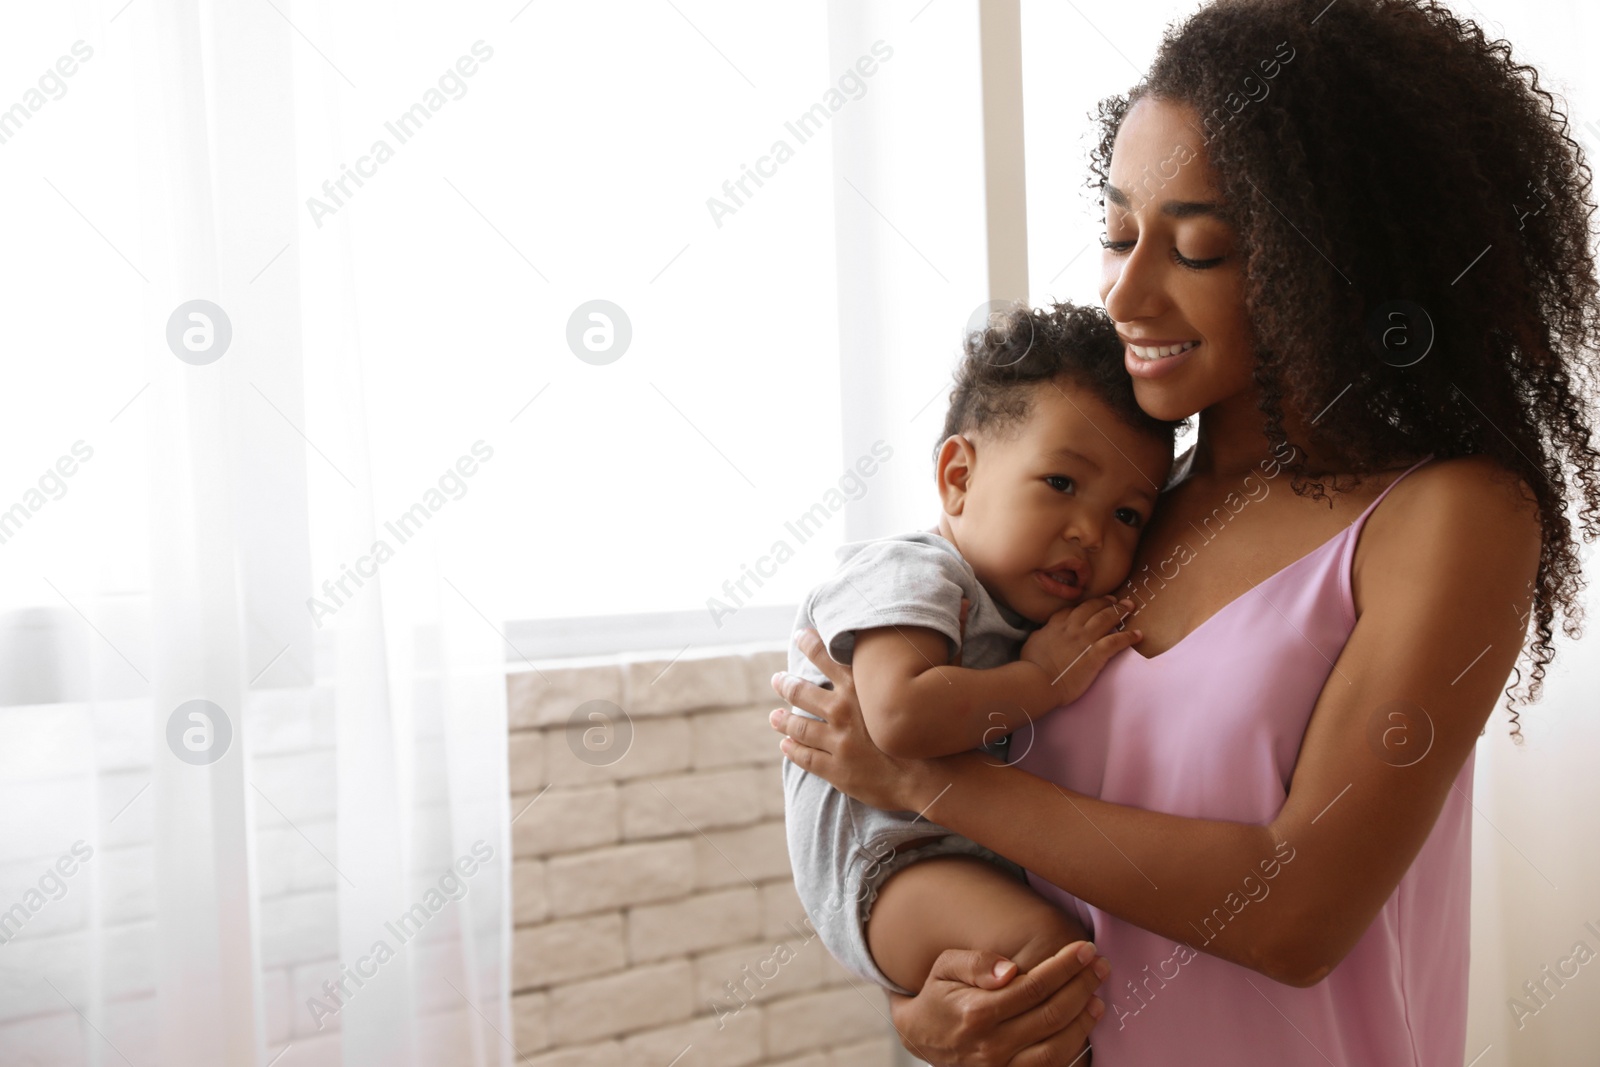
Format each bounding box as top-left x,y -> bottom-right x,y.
1095,629 -> 1143,656
1083,600 -> 1129,637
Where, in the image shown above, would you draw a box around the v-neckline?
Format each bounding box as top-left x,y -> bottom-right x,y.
1124,453 -> 1432,664
1125,522 -> 1348,663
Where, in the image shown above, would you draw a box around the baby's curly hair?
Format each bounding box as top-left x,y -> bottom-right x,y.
1088,0 -> 1600,729
937,301 -> 1185,459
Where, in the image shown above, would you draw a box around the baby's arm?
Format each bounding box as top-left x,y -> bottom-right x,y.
852,626 -> 1057,759
852,595 -> 1135,759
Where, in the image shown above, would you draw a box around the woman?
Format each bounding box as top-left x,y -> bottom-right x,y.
768,0 -> 1600,1062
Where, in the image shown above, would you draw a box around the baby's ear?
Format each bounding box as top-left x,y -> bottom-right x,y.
935,434 -> 976,514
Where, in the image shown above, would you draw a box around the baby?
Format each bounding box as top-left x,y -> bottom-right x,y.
781,300 -> 1179,996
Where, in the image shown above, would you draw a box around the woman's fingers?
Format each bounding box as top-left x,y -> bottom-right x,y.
922,947 -> 1023,991
786,629 -> 851,691
1011,998 -> 1102,1067
990,941 -> 1106,1050
768,706 -> 835,756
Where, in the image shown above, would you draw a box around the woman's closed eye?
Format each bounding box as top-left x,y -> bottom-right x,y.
1099,234 -> 1226,271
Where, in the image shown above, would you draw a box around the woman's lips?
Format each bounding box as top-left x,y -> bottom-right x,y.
1124,340 -> 1202,380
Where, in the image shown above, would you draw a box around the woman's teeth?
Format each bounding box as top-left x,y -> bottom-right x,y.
1129,340 -> 1200,361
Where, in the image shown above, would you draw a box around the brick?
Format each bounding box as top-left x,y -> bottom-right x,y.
253,750 -> 337,823
511,784 -> 618,858
508,661 -> 624,730
509,731 -> 546,794
259,891 -> 337,970
758,764 -> 787,818
257,823 -> 338,897
695,937 -> 826,1008
764,988 -> 889,1058
262,967 -> 292,1046
628,887 -> 760,962
624,652 -> 747,715
514,860 -> 548,925
691,706 -> 783,770
621,768 -> 765,840
548,960 -> 694,1044
740,646 -> 789,703
761,879 -> 814,940
545,717 -> 691,787
546,840 -> 694,917
519,1041 -> 625,1067
515,913 -> 626,989
512,992 -> 550,1054
829,1036 -> 896,1067
290,958 -> 342,1037
765,1055 -> 828,1067
693,820 -> 792,889
621,1011 -> 764,1067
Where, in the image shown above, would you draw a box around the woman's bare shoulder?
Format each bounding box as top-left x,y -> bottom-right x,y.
1387,454 -> 1538,520
1363,454 -> 1542,588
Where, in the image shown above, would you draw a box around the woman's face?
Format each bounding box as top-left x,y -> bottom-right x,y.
1098,96 -> 1256,422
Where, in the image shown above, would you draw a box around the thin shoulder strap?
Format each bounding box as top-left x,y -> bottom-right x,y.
1338,454 -> 1436,620
1352,454 -> 1436,528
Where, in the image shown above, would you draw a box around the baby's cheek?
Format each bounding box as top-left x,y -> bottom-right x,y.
1098,544 -> 1137,596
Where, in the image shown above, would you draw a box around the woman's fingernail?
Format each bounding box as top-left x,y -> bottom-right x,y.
992,959 -> 1015,978
1076,942 -> 1097,964
769,708 -> 784,726
1093,958 -> 1111,979
1088,996 -> 1105,1020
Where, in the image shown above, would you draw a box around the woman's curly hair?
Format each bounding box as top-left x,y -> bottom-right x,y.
1088,0 -> 1600,732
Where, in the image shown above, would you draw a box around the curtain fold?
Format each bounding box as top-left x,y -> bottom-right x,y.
0,2 -> 512,1064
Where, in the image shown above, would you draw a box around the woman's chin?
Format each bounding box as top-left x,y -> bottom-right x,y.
1131,380 -> 1204,423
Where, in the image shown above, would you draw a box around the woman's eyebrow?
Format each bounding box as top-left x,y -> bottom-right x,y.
1103,182 -> 1224,219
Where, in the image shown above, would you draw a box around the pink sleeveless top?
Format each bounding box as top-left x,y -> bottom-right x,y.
1013,454 -> 1472,1066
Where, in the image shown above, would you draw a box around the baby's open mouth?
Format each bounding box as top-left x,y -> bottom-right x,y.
1034,565 -> 1086,599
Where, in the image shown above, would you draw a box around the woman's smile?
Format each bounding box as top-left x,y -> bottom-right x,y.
1122,337 -> 1204,379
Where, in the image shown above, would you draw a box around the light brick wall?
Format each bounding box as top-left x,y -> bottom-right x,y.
509,644 -> 901,1067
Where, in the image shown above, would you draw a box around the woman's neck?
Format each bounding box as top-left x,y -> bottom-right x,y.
1188,388 -> 1336,479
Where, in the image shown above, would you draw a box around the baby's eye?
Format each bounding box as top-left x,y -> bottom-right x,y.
1045,475 -> 1075,493
1115,507 -> 1143,528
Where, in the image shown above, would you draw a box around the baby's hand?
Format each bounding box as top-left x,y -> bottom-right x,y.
1020,596 -> 1141,705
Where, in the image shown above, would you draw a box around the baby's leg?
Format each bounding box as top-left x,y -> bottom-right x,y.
865,853 -> 1089,994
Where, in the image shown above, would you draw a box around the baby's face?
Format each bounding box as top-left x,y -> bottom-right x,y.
940,382 -> 1172,623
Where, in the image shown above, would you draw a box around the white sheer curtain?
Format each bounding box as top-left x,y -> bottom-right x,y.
0,2 -> 511,1065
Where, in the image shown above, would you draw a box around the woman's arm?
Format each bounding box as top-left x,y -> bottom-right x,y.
774,457 -> 1541,986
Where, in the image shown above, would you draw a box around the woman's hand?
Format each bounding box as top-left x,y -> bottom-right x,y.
889,942 -> 1108,1066
771,600 -> 973,808
769,628 -> 924,811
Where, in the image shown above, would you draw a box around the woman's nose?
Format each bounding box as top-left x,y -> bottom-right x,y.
1101,239 -> 1167,325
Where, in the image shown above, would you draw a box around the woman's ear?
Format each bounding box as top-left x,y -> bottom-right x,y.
935,435 -> 976,515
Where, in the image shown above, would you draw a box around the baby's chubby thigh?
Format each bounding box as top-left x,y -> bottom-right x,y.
864,842 -> 1088,994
